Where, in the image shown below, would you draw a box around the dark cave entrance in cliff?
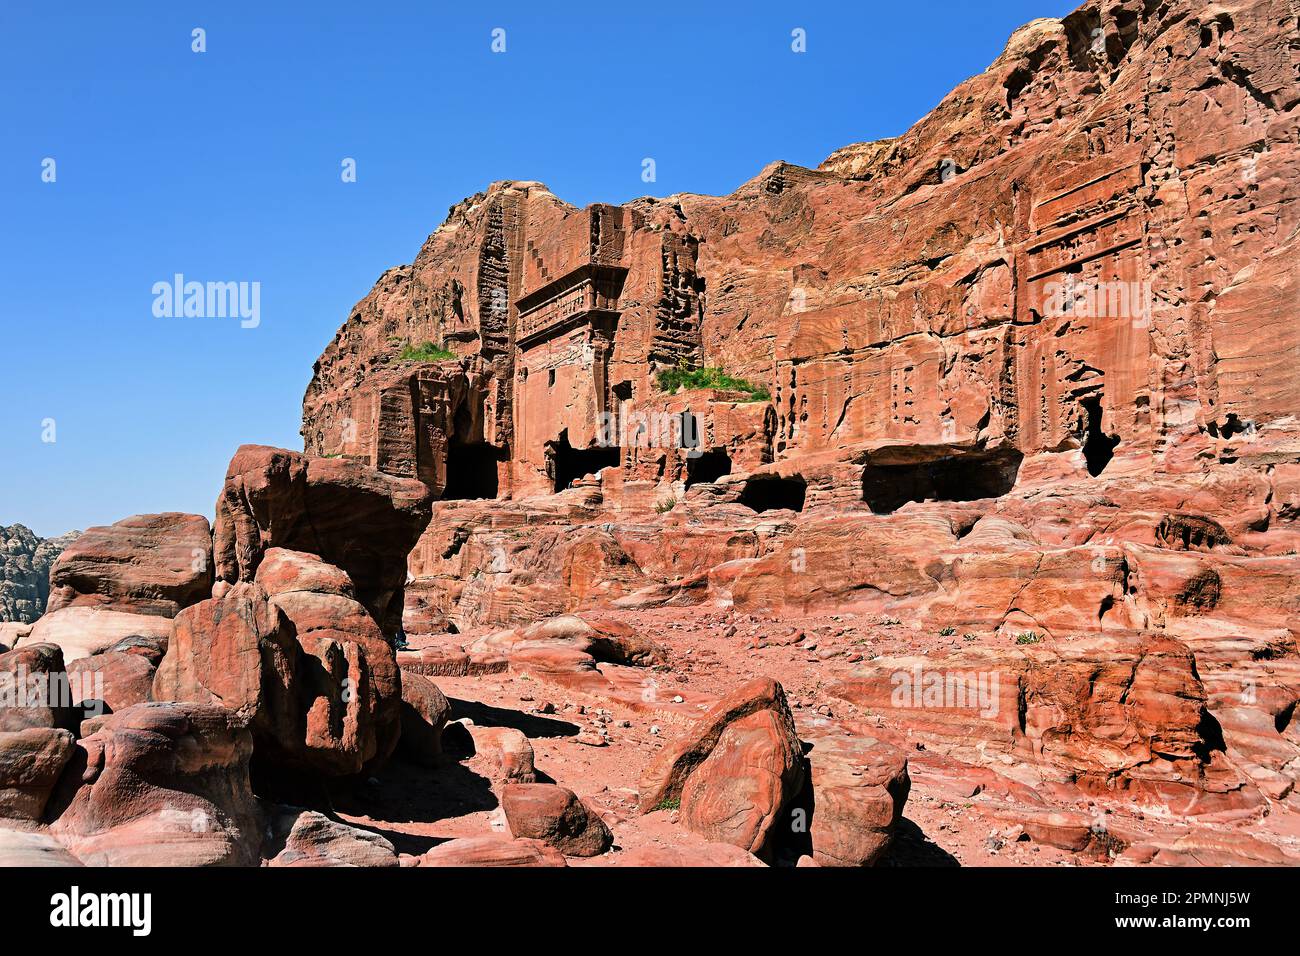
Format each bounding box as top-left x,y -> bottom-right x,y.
685,449 -> 732,489
442,442 -> 502,500
549,433 -> 621,492
740,474 -> 807,513
860,448 -> 1024,514
1081,395 -> 1120,477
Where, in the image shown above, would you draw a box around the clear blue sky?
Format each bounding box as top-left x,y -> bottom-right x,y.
0,0 -> 1077,538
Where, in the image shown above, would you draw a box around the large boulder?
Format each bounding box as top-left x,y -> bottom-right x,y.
212,445 -> 432,636
153,555 -> 402,779
49,702 -> 260,866
0,643 -> 79,732
800,728 -> 910,866
638,677 -> 806,856
398,673 -> 450,765
0,727 -> 76,821
45,512 -> 213,618
152,582 -> 299,744
501,784 -> 613,857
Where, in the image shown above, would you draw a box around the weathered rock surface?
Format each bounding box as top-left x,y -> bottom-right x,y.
416,834 -> 567,867
398,672 -> 450,765
455,723 -> 538,786
44,513 -> 213,619
263,807 -> 399,867
49,702 -> 261,866
64,635 -> 166,715
213,445 -> 432,637
0,828 -> 82,866
800,725 -> 911,866
501,783 -> 613,856
593,843 -> 766,867
0,643 -> 79,733
639,678 -> 805,856
153,555 -> 401,779
0,727 -> 75,821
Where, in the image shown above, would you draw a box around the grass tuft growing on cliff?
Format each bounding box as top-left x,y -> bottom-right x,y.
400,341 -> 456,362
655,363 -> 770,402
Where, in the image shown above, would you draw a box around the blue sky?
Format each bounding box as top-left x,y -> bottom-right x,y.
0,0 -> 1077,538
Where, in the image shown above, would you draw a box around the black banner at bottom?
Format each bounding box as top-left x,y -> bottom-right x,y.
2,864 -> 1284,943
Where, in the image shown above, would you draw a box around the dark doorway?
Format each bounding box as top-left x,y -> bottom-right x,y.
685,449 -> 732,489
740,474 -> 807,513
443,442 -> 501,500
861,448 -> 1023,514
1081,396 -> 1119,477
549,433 -> 620,492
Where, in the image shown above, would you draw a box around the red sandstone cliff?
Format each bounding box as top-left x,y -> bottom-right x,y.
298,0 -> 1300,847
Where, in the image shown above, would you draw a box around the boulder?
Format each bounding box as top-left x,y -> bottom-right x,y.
638,677 -> 805,856
264,807 -> 398,867
64,635 -> 166,714
152,582 -> 298,736
416,835 -> 567,867
500,784 -> 613,857
0,643 -> 79,732
456,724 -> 537,785
212,445 -> 432,636
45,512 -> 213,618
50,702 -> 260,866
153,575 -> 400,779
0,727 -> 75,820
398,673 -> 450,765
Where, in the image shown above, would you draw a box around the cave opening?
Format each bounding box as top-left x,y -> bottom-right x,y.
1081,396 -> 1120,477
740,474 -> 807,513
860,448 -> 1024,514
549,433 -> 620,492
442,442 -> 502,500
685,449 -> 732,489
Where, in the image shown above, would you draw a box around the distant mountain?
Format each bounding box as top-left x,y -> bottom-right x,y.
0,524 -> 80,623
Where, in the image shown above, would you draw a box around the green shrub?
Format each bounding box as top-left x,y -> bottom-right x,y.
1014,631 -> 1041,645
655,363 -> 770,402
938,625 -> 956,636
653,796 -> 681,812
654,497 -> 677,514
400,341 -> 455,362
